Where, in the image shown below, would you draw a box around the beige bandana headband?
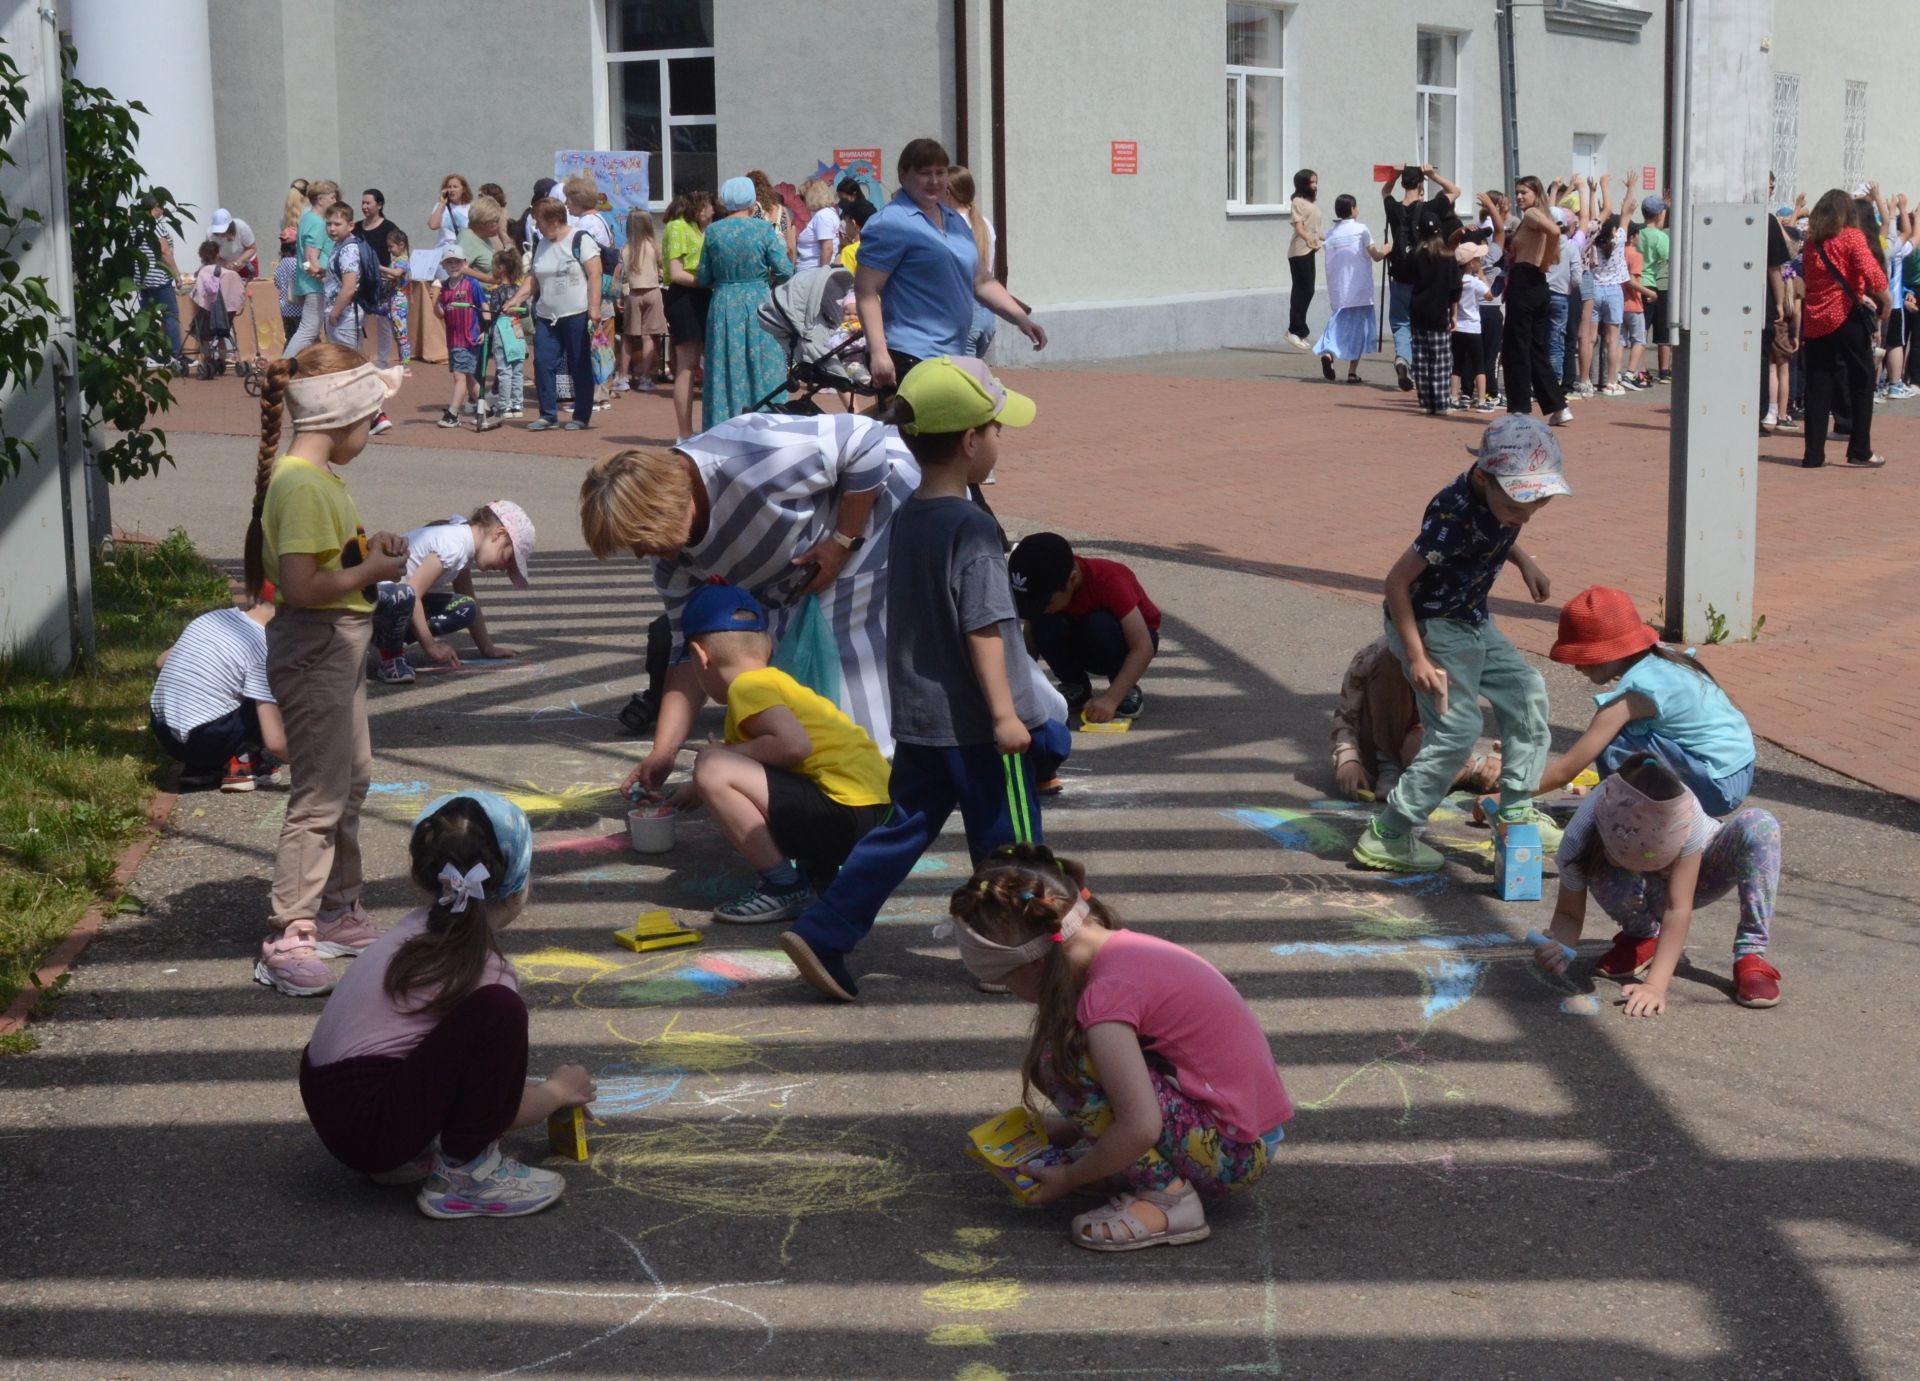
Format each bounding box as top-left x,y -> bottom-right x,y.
949,894 -> 1091,983
287,362 -> 402,432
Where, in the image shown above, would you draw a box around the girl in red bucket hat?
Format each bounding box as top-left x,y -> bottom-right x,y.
1533,586 -> 1755,818
1532,756 -> 1784,1013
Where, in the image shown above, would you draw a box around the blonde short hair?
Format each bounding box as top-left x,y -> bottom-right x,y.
307,179 -> 339,201
801,178 -> 835,213
691,628 -> 773,666
467,194 -> 504,230
579,449 -> 694,559
562,173 -> 600,210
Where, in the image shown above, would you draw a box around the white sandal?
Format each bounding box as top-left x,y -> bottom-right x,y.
1069,1185 -> 1209,1252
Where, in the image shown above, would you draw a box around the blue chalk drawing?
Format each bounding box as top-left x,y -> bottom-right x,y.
1270,932 -> 1516,960
367,779 -> 432,795
669,966 -> 740,995
1559,995 -> 1602,1016
593,1065 -> 685,1116
909,857 -> 951,876
1415,933 -> 1520,951
1225,807 -> 1350,857
1422,957 -> 1487,1020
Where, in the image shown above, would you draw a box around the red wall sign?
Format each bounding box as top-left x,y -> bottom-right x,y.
1111,141 -> 1138,175
1643,165 -> 1658,191
834,148 -> 882,173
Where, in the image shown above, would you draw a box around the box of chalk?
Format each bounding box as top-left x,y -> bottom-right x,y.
1493,821 -> 1542,902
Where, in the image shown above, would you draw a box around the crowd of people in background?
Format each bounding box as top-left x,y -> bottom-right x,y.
1285,164 -> 1916,467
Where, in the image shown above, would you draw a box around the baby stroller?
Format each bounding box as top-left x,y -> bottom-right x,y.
749,267 -> 875,415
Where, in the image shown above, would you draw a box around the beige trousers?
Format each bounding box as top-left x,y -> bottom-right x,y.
266,607 -> 373,927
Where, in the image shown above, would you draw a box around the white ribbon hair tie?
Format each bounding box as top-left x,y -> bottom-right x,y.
437,861 -> 491,913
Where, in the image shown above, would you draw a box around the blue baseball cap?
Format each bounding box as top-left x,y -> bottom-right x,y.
682,582 -> 769,637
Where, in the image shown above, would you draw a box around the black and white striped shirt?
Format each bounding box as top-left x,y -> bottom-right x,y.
150,608 -> 274,739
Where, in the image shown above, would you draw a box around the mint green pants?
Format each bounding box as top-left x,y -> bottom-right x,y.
1379,614 -> 1549,834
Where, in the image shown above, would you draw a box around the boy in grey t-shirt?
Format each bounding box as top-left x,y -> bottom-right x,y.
783,357 -> 1049,1003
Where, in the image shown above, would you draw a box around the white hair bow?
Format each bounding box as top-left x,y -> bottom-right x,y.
437,861 -> 490,912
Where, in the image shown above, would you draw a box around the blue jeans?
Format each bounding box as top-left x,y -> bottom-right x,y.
1597,731 -> 1754,819
1031,609 -> 1159,697
141,283 -> 182,358
1388,281 -> 1414,363
788,740 -> 1046,959
534,313 -> 594,424
1547,291 -> 1571,377
965,303 -> 997,358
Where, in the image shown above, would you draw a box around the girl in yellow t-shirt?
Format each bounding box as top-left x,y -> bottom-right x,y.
243,342 -> 407,998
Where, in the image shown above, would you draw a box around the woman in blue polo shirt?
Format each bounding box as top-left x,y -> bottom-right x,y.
853,138 -> 1047,391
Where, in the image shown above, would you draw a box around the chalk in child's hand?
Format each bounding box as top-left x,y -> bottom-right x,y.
1527,929 -> 1577,964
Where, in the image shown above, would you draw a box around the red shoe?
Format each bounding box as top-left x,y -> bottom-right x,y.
1733,955 -> 1781,1008
1595,931 -> 1660,981
220,754 -> 257,792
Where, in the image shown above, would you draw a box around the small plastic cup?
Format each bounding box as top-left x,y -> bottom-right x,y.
628,808 -> 675,854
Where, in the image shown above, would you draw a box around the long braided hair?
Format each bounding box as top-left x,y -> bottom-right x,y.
242,342 -> 367,598
948,844 -> 1120,1112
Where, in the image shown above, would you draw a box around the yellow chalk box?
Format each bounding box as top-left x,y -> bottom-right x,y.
1077,715 -> 1131,734
964,1106 -> 1071,1203
548,1106 -> 589,1161
613,908 -> 702,952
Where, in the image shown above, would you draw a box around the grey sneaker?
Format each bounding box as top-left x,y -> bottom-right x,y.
417,1143 -> 565,1220
713,882 -> 813,925
376,657 -> 416,685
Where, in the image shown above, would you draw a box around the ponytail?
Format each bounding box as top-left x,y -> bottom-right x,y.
385,796 -> 509,1017
243,358 -> 293,598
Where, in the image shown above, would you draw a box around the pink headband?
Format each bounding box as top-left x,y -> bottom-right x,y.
287,362 -> 402,432
948,894 -> 1090,983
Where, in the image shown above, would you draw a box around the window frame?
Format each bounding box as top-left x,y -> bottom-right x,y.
1414,28 -> 1462,180
605,33 -> 717,210
1225,3 -> 1292,217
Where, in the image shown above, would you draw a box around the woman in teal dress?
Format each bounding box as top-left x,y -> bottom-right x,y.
698,176 -> 795,427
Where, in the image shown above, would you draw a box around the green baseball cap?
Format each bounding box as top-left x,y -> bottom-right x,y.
894,356 -> 1036,435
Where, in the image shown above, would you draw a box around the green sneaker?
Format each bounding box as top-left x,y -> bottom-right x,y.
1496,805 -> 1565,855
1353,819 -> 1444,873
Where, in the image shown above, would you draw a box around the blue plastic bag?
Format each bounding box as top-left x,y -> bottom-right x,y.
771,594 -> 842,705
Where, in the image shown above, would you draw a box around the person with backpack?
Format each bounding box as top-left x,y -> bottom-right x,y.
323,204 -> 393,435
1382,163 -> 1463,391
500,198 -> 602,432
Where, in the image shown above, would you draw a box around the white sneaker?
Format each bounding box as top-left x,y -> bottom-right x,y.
1286,333 -> 1311,351
1762,409 -> 1778,427
1600,384 -> 1627,397
1551,407 -> 1574,426
417,1143 -> 565,1219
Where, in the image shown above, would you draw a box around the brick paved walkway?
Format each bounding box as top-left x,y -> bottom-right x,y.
144,350 -> 1920,801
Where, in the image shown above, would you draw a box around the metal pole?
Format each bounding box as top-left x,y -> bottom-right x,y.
1496,0 -> 1521,195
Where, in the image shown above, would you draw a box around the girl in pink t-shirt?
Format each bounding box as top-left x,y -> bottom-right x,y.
299,791 -> 597,1219
948,845 -> 1292,1253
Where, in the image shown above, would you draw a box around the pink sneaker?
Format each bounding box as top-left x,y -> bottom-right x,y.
313,901 -> 379,957
253,923 -> 334,997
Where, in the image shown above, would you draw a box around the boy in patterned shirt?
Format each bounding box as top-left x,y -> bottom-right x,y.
434,247 -> 490,428
1354,414 -> 1571,873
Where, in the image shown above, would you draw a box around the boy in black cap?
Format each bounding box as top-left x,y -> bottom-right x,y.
1009,533 -> 1160,723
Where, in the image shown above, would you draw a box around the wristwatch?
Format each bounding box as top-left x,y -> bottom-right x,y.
830,531 -> 865,552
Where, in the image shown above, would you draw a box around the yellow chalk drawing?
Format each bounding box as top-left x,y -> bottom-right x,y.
500,779 -> 627,819
953,1227 -> 1000,1248
921,1279 -> 1028,1313
606,1012 -> 807,1075
954,1365 -> 1010,1381
516,946 -> 625,981
920,1249 -> 998,1275
929,1324 -> 994,1347
1348,910 -> 1437,940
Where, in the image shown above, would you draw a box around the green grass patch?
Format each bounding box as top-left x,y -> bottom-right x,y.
0,529 -> 231,1029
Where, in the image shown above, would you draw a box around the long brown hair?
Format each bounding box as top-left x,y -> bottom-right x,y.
243,342 -> 366,597
948,844 -> 1121,1113
384,796 -> 509,1017
1806,188 -> 1853,246
947,165 -> 991,269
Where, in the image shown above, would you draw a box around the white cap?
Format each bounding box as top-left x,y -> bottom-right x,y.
210,208 -> 233,234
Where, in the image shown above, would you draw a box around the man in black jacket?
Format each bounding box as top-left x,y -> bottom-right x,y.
1382,163 -> 1463,391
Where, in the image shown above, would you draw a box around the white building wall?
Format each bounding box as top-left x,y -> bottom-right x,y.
1769,14 -> 1920,200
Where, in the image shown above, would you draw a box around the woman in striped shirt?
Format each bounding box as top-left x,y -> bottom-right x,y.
579,411 -> 920,787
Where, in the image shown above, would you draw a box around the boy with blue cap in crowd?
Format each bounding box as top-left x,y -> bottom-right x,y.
1355,413 -> 1572,873
673,582 -> 894,923
782,356 -> 1066,1001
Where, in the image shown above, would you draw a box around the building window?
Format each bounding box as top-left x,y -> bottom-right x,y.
607,0 -> 715,205
1771,72 -> 1800,203
1225,3 -> 1287,212
1415,30 -> 1460,176
1842,80 -> 1867,190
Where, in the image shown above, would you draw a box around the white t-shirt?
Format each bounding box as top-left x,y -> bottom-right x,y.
403,520 -> 477,592
215,219 -> 256,268
1322,220 -> 1377,311
530,231 -> 599,321
150,607 -> 275,738
1593,234 -> 1631,287
431,200 -> 469,251
795,207 -> 843,272
1557,788 -> 1720,892
1455,273 -> 1489,333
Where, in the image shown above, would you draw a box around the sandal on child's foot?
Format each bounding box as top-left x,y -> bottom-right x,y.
1070,1183 -> 1210,1252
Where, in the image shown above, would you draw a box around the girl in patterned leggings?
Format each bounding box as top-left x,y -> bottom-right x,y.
947,845 -> 1292,1253
1533,757 -> 1784,1015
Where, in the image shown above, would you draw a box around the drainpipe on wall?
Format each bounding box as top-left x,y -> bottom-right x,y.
953,0 -> 969,168
989,0 -> 1007,283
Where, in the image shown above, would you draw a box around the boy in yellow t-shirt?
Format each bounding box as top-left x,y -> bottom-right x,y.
676,584 -> 892,924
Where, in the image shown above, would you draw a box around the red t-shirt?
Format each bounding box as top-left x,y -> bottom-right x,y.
1076,931 -> 1293,1142
1802,227 -> 1887,341
1065,557 -> 1161,632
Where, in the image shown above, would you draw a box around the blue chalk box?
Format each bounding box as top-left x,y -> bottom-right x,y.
1493,822 -> 1543,901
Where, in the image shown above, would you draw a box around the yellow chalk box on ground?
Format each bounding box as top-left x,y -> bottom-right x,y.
613,908 -> 702,952
548,1106 -> 589,1161
964,1107 -> 1071,1203
1077,715 -> 1131,734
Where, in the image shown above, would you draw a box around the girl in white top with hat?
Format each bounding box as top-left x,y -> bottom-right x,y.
1533,757 -> 1784,1014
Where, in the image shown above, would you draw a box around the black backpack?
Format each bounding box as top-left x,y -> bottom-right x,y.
333,234 -> 388,314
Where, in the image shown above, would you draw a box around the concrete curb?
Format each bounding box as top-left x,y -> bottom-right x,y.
0,786 -> 178,1038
